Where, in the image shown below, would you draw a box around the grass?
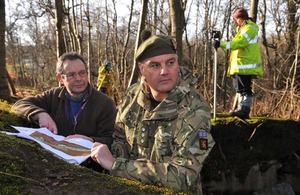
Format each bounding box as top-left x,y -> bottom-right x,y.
1,99 -> 300,194
0,100 -> 187,194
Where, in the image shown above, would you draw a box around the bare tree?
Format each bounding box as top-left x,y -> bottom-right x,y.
120,0 -> 135,92
86,1 -> 92,82
127,0 -> 148,88
4,0 -> 300,119
0,0 -> 11,100
104,0 -> 110,60
250,0 -> 259,22
168,0 -> 186,66
55,0 -> 66,57
112,0 -> 120,64
70,0 -> 83,54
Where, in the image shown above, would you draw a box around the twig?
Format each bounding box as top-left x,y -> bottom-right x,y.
248,123 -> 263,141
0,171 -> 51,194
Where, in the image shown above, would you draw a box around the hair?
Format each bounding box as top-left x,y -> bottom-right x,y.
233,7 -> 249,20
56,52 -> 88,74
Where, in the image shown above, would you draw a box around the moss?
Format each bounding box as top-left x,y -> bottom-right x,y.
1,100 -> 300,194
0,100 -> 184,194
203,116 -> 300,184
0,131 -> 184,194
0,99 -> 23,131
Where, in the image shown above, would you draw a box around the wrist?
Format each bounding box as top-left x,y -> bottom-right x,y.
110,158 -> 127,172
32,112 -> 44,120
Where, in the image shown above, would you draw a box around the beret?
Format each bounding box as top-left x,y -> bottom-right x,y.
135,30 -> 177,62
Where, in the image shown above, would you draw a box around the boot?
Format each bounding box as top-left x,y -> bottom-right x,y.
229,105 -> 250,119
230,93 -> 242,113
229,94 -> 252,119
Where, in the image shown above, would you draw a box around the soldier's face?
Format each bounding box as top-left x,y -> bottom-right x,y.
138,54 -> 179,101
56,59 -> 89,99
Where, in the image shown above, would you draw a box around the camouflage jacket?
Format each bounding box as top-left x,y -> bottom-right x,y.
110,66 -> 215,193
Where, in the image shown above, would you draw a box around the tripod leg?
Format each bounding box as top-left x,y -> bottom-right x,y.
231,93 -> 239,112
97,74 -> 107,91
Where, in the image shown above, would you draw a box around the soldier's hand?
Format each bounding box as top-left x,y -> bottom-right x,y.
91,142 -> 115,170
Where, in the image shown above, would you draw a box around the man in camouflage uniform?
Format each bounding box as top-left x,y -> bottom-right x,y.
91,30 -> 215,193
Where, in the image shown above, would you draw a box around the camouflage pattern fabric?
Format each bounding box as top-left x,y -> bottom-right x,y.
110,66 -> 215,193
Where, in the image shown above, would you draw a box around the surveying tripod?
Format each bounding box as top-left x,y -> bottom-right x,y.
97,68 -> 121,104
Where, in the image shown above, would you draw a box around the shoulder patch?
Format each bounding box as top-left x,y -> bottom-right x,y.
199,131 -> 208,150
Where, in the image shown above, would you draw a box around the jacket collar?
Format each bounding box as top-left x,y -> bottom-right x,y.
58,84 -> 92,102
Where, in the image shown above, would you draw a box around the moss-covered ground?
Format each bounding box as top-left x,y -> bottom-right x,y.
202,114 -> 300,193
1,100 -> 300,194
0,100 -> 185,195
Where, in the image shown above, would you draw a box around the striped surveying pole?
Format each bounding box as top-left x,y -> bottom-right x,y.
213,48 -> 217,119
211,30 -> 221,120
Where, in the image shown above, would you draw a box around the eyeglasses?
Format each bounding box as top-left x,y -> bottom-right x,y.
61,70 -> 88,80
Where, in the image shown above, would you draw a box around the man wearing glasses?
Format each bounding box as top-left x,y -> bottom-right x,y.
12,52 -> 117,148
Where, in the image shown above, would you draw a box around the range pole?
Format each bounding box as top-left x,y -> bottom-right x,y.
213,48 -> 217,119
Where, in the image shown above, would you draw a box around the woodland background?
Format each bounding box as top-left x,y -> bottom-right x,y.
0,0 -> 299,120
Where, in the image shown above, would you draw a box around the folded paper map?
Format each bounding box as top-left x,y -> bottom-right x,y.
2,126 -> 93,165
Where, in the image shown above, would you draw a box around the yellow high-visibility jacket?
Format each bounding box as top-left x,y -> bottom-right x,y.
97,66 -> 110,88
220,19 -> 264,79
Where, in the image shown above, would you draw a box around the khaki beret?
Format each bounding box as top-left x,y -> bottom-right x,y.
135,30 -> 177,62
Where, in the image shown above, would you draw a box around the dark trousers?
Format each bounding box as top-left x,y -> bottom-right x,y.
232,75 -> 253,96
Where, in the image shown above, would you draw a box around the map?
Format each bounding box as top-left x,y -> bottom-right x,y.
3,126 -> 93,165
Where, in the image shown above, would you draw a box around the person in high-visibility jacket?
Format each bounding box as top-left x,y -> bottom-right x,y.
214,7 -> 264,119
97,60 -> 121,103
97,60 -> 112,94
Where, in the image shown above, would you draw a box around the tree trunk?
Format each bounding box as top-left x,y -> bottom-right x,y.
6,69 -> 16,96
250,0 -> 259,22
86,2 -> 92,83
71,0 -> 82,54
168,0 -> 185,66
104,0 -> 110,60
127,0 -> 148,88
286,0 -> 297,68
121,0 -> 134,91
0,0 -> 10,101
55,0 -> 66,58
